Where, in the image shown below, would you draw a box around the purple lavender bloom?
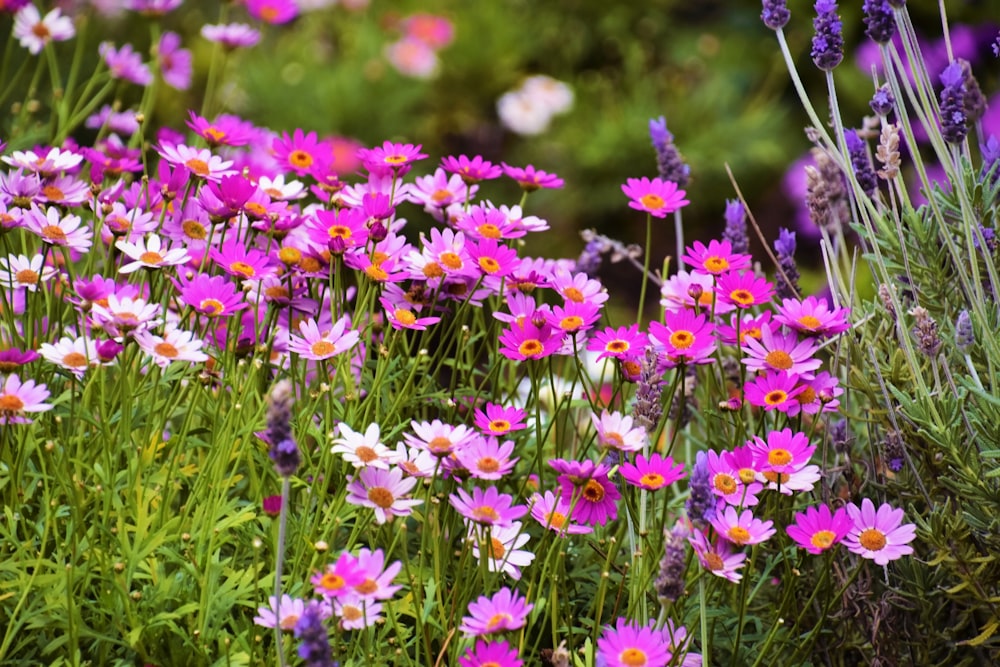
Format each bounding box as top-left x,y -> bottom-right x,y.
99,42 -> 154,86
981,135 -> 1000,181
811,1 -> 844,71
294,601 -> 335,667
993,31 -> 1000,58
649,116 -> 690,187
684,451 -> 715,529
722,199 -> 749,255
939,61 -> 968,144
266,380 -> 300,477
870,84 -> 895,117
955,309 -> 973,352
844,129 -> 878,197
761,0 -> 790,31
774,227 -> 799,301
958,60 -> 987,124
863,0 -> 895,44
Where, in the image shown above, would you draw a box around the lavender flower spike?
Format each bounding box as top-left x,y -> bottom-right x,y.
649,116 -> 690,187
863,0 -> 895,45
761,0 -> 790,31
811,0 -> 844,72
267,379 -> 301,477
844,129 -> 878,197
722,198 -> 749,255
774,227 -> 800,301
294,601 -> 336,667
939,61 -> 968,145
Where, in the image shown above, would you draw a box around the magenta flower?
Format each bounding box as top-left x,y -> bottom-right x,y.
659,269 -> 730,314
473,403 -> 527,436
187,112 -> 254,148
716,311 -> 779,347
357,141 -> 428,176
706,449 -> 761,508
459,639 -> 523,667
689,528 -> 746,582
201,23 -> 261,49
497,321 -> 564,361
90,294 -> 162,338
99,42 -> 153,86
597,618 -> 671,667
844,498 -> 916,565
173,272 -> 247,319
622,176 -> 689,218
352,548 -> 402,601
345,467 -> 422,524
775,295 -> 851,337
710,506 -> 776,546
311,552 -> 366,599
545,300 -> 601,335
455,437 -> 519,480
743,370 -> 805,412
0,374 -> 52,424
551,459 -> 620,526
25,206 -> 92,252
648,309 -> 717,367
0,348 -> 40,373
157,32 -> 191,90
619,453 -> 686,491
208,239 -> 276,280
500,163 -> 564,191
449,486 -> 527,528
247,0 -> 298,24
441,154 -> 503,184
273,128 -> 328,177
748,428 -> 815,475
682,239 -> 752,276
586,324 -> 648,361
786,371 -> 843,417
787,504 -> 852,555
411,168 -> 476,213
550,269 -> 608,305
379,294 -> 440,331
716,270 -> 775,310
466,236 -> 520,279
529,490 -> 592,535
459,587 -> 533,636
743,327 -> 822,377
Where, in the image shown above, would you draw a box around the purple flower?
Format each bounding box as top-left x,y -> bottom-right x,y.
811,0 -> 844,71
939,61 -> 968,144
158,31 -> 192,90
266,380 -> 300,477
870,84 -> 895,117
773,227 -> 799,301
201,23 -> 261,49
760,0 -> 790,31
293,601 -> 335,667
648,116 -> 690,187
722,198 -> 749,255
99,42 -> 154,86
844,129 -> 877,197
685,451 -> 715,529
863,0 -> 895,44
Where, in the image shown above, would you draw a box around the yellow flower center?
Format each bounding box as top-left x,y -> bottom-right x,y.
714,474 -> 737,495
229,261 -> 256,278
798,315 -> 822,330
728,526 -> 751,545
765,390 -> 788,405
477,223 -> 502,239
768,448 -> 793,467
704,256 -> 729,273
518,339 -> 543,357
620,647 -> 649,666
488,419 -> 511,433
670,330 -> 694,349
479,257 -> 501,274
639,472 -> 665,489
278,247 -> 302,265
639,193 -> 665,210
289,150 -> 314,169
810,530 -> 836,550
472,506 -> 500,523
394,309 -> 417,326
182,219 -> 208,240
185,158 -> 210,176
729,289 -> 755,306
139,251 -> 165,265
477,457 -> 501,473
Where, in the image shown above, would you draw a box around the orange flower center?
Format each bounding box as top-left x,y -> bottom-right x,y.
479,257 -> 501,274
185,158 -> 210,176
670,330 -> 694,349
367,486 -> 395,509
490,537 -> 505,559
562,287 -> 584,303
477,223 -> 502,239
62,352 -> 88,368
154,342 -> 179,359
798,315 -> 822,330
765,390 -> 788,405
182,219 -> 208,240
703,256 -> 729,273
858,528 -> 887,551
41,184 -> 65,201
488,419 -> 511,433
289,150 -> 313,169
639,193 -> 665,210
394,309 -> 417,326
15,269 -> 39,285
729,289 -> 755,306
200,298 -> 225,316
582,479 -> 605,502
606,340 -> 628,353
42,225 -> 67,242
310,341 -> 336,357
427,436 -> 452,454
619,647 -> 649,666
139,251 -> 165,265
765,350 -> 794,370
810,530 -> 836,550
704,552 -> 724,571
472,505 -> 500,523
477,457 -> 501,473
278,247 -> 302,265
639,472 -> 665,489
0,395 -> 25,411
768,448 -> 793,467
355,446 -> 378,463
713,474 -> 737,495
728,526 -> 751,545
229,261 -> 256,278
518,339 -> 543,357
439,251 -> 462,270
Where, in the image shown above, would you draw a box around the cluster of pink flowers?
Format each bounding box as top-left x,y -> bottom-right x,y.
384,13 -> 455,79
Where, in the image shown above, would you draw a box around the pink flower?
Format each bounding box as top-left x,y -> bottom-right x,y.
385,37 -> 439,79
597,618 -> 672,667
402,13 -> 455,49
454,205 -> 525,241
682,239 -> 752,276
455,437 -> 519,480
0,374 -> 52,424
743,370 -> 805,412
500,163 -> 564,191
659,269 -> 733,314
173,273 -> 247,319
200,23 -> 260,49
747,428 -> 815,475
469,521 -> 534,580
158,32 -> 191,90
208,239 -> 276,280
311,552 -> 365,598
352,548 -> 402,601
459,639 -> 523,667
706,449 -> 762,508
619,453 -> 686,491
621,176 -> 689,218
157,142 -> 236,182
528,490 -> 592,535
775,295 -> 851,337
441,154 -> 503,184
288,316 -> 360,361
689,529 -> 746,582
473,403 -> 527,436
449,486 -> 528,528
403,419 -> 477,457
357,141 -> 428,176
787,504 -> 852,555
14,5 -> 74,55
273,128 -> 328,177
345,467 -> 422,524
716,270 -> 775,310
25,205 -> 92,252
710,506 -> 776,546
99,42 -> 153,86
551,459 -> 619,526
498,321 -> 564,361
844,498 -> 916,565
586,324 -> 648,361
648,309 -> 717,367
591,410 -> 647,452
743,328 -> 822,377
247,0 -> 298,24
459,587 -> 533,636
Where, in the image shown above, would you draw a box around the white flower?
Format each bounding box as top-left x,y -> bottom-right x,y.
14,6 -> 75,56
330,423 -> 403,469
116,234 -> 190,273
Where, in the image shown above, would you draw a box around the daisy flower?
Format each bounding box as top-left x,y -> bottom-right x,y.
0,348 -> 40,374
775,295 -> 851,337
288,316 -> 360,361
441,154 -> 503,184
586,324 -> 648,361
621,176 -> 689,218
748,428 -> 815,475
459,639 -> 523,667
710,506 -> 776,546
0,253 -> 57,291
345,467 -> 422,524
273,128 -> 328,176
116,234 -> 190,273
619,453 -> 686,492
844,498 -> 916,565
90,294 -> 162,338
760,463 -> 821,496
473,403 -> 528,437
716,270 -> 775,310
787,504 -> 852,555
716,311 -> 779,347
688,528 -> 746,582
208,239 -> 276,280
466,236 -> 521,280
157,142 -> 236,181
403,419 -> 477,457
500,163 -> 564,191
352,548 -> 402,601
458,587 -> 533,636
0,374 -> 52,424
449,486 -> 528,528
174,273 -> 247,319
706,449 -> 761,508
786,371 -> 843,417
549,269 -> 609,305
247,0 -> 298,24
99,42 -> 153,86
134,326 -> 209,368
743,370 -> 805,412
14,5 -> 75,55
659,269 -> 732,314
529,490 -> 592,535
158,31 -> 192,90
551,459 -> 620,526
454,205 -> 524,241
455,437 -> 519,480
253,595 -> 319,631
39,336 -> 100,378
334,594 -> 383,630
469,521 -> 535,580
743,327 -> 822,377
379,294 -> 440,331
410,168 -> 476,214
497,321 -> 564,361
357,141 -> 427,175
591,410 -> 647,452
311,552 -> 365,599
392,443 -> 438,478
200,23 -> 260,49
682,239 -> 752,276
331,422 -> 402,470
3,146 -> 82,175
597,618 -> 671,667
648,309 -> 717,367
25,205 -> 92,252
